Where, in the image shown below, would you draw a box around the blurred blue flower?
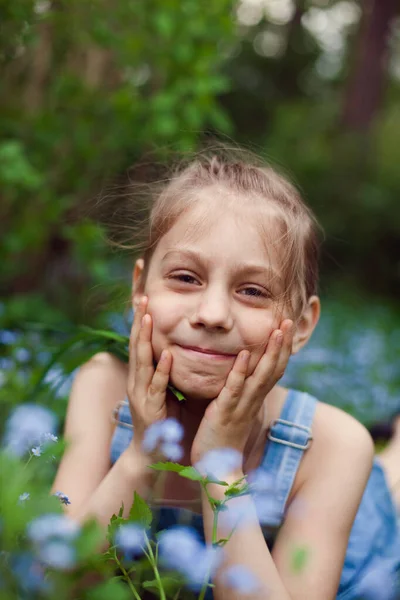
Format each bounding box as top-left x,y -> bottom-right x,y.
158,526 -> 222,590
160,442 -> 183,461
53,491 -> 71,505
27,514 -> 80,544
3,404 -> 57,457
194,448 -> 242,480
38,540 -> 76,571
18,492 -> 30,503
0,357 -> 15,371
247,469 -> 274,494
115,523 -> 146,560
142,418 -> 184,458
0,330 -> 19,345
15,347 -> 31,363
10,552 -> 50,593
31,446 -> 42,457
247,468 -> 282,525
221,564 -> 261,594
42,433 -> 58,444
219,496 -> 256,531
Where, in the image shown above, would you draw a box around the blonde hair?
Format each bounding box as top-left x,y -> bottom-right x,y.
102,146 -> 323,320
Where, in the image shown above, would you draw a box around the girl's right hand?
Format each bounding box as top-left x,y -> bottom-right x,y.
127,295 -> 173,456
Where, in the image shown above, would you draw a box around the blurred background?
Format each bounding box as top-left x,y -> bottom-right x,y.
0,0 -> 399,432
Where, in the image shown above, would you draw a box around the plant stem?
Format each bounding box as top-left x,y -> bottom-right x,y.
23,453 -> 33,470
144,533 -> 166,600
113,550 -> 142,600
198,565 -> 211,600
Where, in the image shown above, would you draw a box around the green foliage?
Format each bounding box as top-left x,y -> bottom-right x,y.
0,426 -> 250,599
1,0 -> 235,321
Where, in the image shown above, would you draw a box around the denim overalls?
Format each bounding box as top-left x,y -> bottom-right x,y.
110,389 -> 400,599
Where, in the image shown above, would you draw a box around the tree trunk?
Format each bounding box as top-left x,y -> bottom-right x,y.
342,0 -> 398,131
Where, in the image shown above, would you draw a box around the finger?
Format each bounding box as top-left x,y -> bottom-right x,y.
135,313 -> 155,398
216,350 -> 250,411
129,295 -> 148,358
243,329 -> 283,398
147,349 -> 173,416
273,320 -> 293,381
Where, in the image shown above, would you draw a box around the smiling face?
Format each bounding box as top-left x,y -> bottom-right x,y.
135,190 -> 292,402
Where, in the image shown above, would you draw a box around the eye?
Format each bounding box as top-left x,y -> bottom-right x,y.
170,273 -> 199,285
240,287 -> 269,299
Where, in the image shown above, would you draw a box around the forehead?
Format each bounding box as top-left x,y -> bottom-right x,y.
153,187 -> 283,270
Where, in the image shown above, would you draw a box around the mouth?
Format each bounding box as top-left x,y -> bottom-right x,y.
177,344 -> 237,360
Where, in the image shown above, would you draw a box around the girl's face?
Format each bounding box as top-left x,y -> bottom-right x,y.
138,198 -> 290,402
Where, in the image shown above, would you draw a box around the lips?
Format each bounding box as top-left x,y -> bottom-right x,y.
178,344 -> 236,357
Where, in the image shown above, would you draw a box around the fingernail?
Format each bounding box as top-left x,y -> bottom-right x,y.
276,331 -> 283,343
160,350 -> 167,361
141,316 -> 146,328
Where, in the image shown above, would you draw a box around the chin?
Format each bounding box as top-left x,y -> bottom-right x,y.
169,367 -> 225,401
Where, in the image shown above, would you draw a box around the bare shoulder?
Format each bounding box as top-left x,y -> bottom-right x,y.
313,401 -> 374,458
73,351 -> 128,401
51,352 -> 129,506
64,351 -> 129,440
298,401 -> 375,491
77,350 -> 128,381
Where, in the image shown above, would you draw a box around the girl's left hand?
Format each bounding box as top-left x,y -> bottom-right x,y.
190,320 -> 294,468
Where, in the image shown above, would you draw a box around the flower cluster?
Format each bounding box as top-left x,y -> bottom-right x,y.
142,417 -> 184,461
114,523 -> 146,561
194,447 -> 242,480
27,513 -> 80,571
53,491 -> 71,505
158,526 -> 222,591
3,404 -> 58,457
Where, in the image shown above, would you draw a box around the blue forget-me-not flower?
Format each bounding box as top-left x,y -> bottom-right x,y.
3,404 -> 57,457
142,418 -> 184,461
115,523 -> 146,560
53,491 -> 71,505
27,514 -> 80,544
194,448 -> 242,481
221,564 -> 262,594
158,526 -> 222,591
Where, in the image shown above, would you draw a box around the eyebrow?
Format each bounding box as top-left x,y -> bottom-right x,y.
161,248 -> 282,282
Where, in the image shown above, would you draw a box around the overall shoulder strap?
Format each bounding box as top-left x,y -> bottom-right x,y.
260,389 -> 317,520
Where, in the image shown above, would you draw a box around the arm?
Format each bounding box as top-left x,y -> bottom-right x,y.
51,352 -> 154,527
202,408 -> 375,600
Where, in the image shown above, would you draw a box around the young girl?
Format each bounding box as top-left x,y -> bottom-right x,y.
52,153 -> 400,600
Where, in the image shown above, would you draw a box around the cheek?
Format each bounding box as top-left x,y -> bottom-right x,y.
146,294 -> 185,360
244,317 -> 277,374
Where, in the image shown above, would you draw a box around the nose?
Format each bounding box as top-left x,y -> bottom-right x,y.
189,285 -> 233,331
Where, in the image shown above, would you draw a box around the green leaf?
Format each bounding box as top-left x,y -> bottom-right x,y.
148,461 -> 185,474
177,466 -> 204,482
128,491 -> 152,528
143,575 -> 182,598
167,385 -> 186,402
78,325 -> 129,344
76,518 -> 104,561
224,482 -> 250,498
107,508 -> 126,545
87,579 -> 131,600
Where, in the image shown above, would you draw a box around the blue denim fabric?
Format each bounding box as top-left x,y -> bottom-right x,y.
110,390 -> 400,599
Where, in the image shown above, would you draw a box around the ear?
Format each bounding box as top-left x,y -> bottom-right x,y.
132,258 -> 145,308
291,295 -> 321,355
